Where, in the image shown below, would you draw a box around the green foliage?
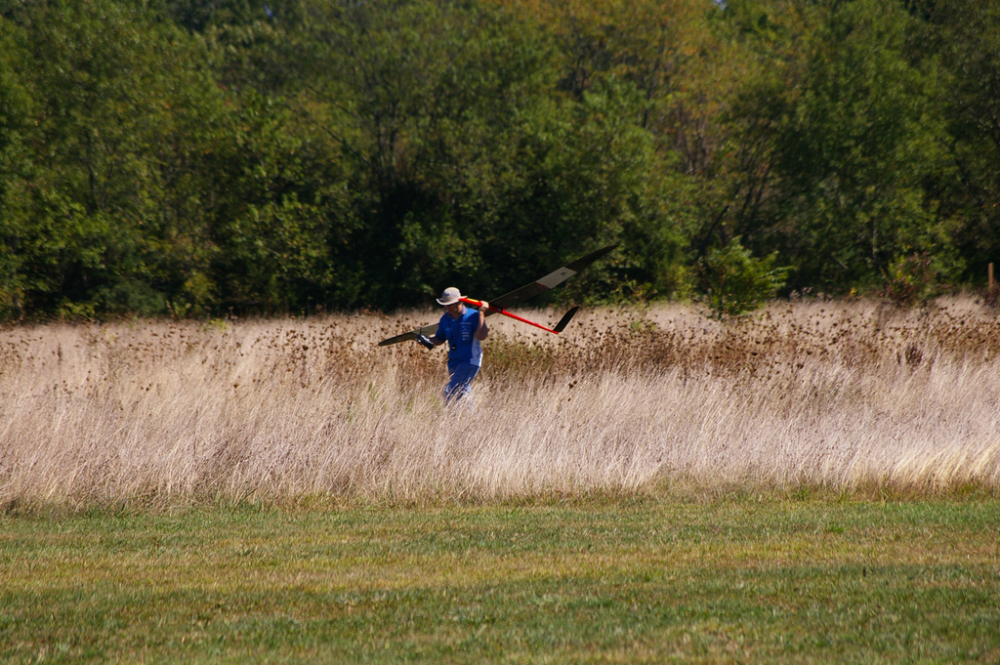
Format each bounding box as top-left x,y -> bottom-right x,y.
779,0 -> 948,287
296,0 -> 687,308
698,236 -> 788,318
0,0 -> 228,319
712,0 -> 958,296
921,0 -> 1000,286
1,0 -> 998,319
296,0 -> 549,307
880,252 -> 953,308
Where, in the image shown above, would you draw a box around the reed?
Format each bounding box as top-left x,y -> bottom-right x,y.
2,297 -> 998,509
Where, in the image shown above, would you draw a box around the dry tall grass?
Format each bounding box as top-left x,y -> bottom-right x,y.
2,297 -> 999,509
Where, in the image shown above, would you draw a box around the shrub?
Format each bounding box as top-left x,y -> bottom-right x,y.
881,252 -> 944,307
698,237 -> 789,319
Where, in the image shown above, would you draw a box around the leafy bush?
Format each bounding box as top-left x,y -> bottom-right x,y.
698,237 -> 788,319
881,253 -> 947,307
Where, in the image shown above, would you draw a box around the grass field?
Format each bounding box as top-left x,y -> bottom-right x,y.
1,297 -> 999,508
2,496 -> 998,663
2,298 -> 999,662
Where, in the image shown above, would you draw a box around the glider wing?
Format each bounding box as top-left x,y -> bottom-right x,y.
377,244 -> 617,347
377,322 -> 441,347
489,244 -> 618,311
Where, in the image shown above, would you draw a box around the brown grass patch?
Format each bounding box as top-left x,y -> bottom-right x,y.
1,297 -> 998,509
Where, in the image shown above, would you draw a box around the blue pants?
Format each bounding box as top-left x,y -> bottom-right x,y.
445,361 -> 480,405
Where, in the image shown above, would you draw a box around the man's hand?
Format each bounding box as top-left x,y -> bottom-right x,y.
474,302 -> 489,341
415,334 -> 434,350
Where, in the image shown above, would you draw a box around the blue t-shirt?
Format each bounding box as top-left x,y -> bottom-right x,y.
436,308 -> 482,366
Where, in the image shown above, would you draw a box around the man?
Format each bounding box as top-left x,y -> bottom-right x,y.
419,287 -> 488,405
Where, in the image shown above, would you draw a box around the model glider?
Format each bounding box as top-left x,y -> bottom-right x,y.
378,244 -> 618,347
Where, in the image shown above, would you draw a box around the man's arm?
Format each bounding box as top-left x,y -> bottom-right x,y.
474,301 -> 489,341
416,316 -> 447,349
430,314 -> 448,346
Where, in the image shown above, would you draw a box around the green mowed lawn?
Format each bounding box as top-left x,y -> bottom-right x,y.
1,496 -> 998,664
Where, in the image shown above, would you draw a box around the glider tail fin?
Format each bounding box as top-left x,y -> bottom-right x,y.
553,306 -> 580,334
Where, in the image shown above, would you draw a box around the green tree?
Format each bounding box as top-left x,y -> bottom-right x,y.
0,0 -> 193,317
0,0 -> 351,319
778,0 -> 957,290
698,236 -> 787,318
0,15 -> 33,316
481,79 -> 692,303
204,91 -> 359,313
920,0 -> 1000,286
294,0 -> 697,308
712,0 -> 959,295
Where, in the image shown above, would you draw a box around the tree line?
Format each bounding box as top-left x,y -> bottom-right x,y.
0,0 -> 997,319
